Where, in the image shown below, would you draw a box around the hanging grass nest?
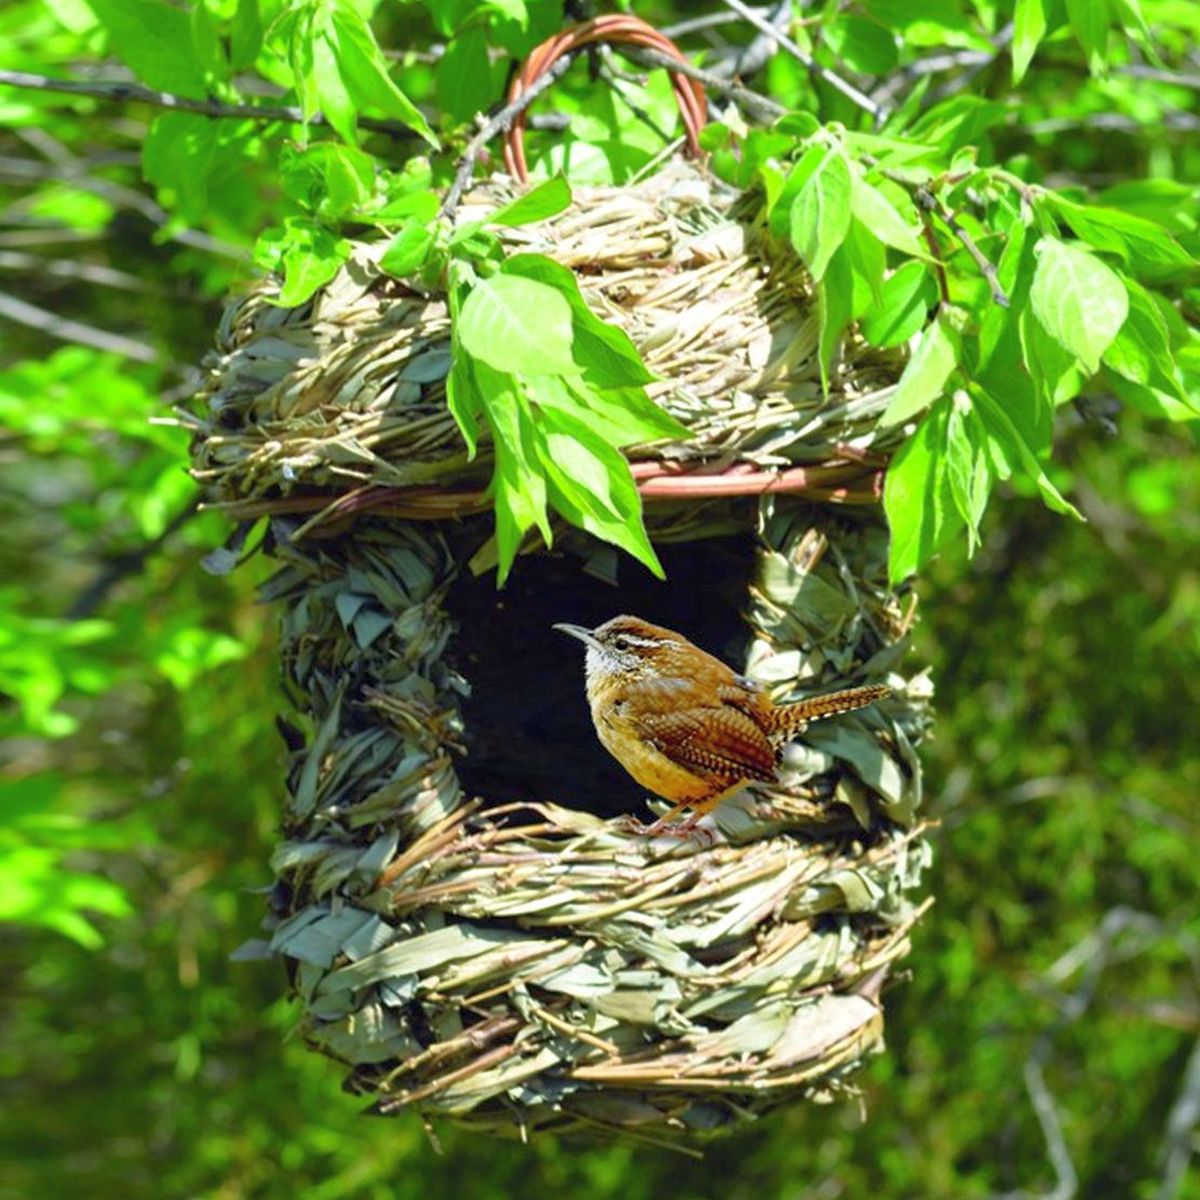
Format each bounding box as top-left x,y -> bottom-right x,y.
194,21 -> 933,1149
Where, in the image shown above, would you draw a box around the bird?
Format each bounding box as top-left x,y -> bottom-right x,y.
554,614 -> 890,835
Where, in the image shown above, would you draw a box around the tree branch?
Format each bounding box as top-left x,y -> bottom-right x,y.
915,186 -> 1009,308
719,0 -> 884,120
0,289 -> 160,362
439,51 -> 578,220
623,45 -> 785,123
0,68 -> 423,139
0,250 -> 158,292
67,499 -> 198,620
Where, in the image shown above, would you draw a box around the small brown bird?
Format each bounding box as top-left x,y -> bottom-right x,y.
555,615 -> 889,834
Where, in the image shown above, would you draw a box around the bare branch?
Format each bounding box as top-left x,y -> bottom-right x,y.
439,51 -> 578,220
67,499 -> 198,620
0,289 -> 160,362
1023,111 -> 1200,135
915,186 -> 1009,308
1156,1037 -> 1200,1200
719,0 -> 884,120
1,138 -> 243,260
0,250 -> 156,292
717,1 -> 793,81
1017,1055 -> 1079,1200
624,45 -> 784,123
1119,64 -> 1200,90
662,7 -> 773,40
0,67 -> 424,139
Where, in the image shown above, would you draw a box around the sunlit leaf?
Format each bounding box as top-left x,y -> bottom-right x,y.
1030,237 -> 1128,373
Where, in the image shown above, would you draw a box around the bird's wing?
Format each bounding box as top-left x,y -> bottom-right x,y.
630,703 -> 778,786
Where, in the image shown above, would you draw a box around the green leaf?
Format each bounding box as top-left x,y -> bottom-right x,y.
703,125 -> 793,190
1110,0 -> 1154,45
190,0 -> 227,82
944,398 -> 992,553
380,222 -> 435,276
254,218 -> 351,307
846,219 -> 886,318
309,23 -> 356,145
865,0 -> 992,50
1107,376 -> 1200,423
488,176 -> 573,227
280,142 -> 376,219
1096,179 -> 1197,235
142,113 -> 220,217
787,144 -> 853,282
978,215 -> 1029,371
456,274 -> 576,376
822,15 -> 899,75
905,95 -> 1007,153
817,244 -> 853,394
1045,195 -> 1194,270
84,0 -> 206,97
881,316 -> 960,427
435,26 -> 493,125
1019,304 -> 1082,408
230,0 -> 263,70
485,378 -> 551,585
1065,0 -> 1110,75
446,270 -> 484,457
528,376 -> 687,447
531,408 -> 664,579
1030,237 -> 1128,373
1102,279 -> 1185,399
972,386 -> 1082,518
1012,0 -> 1048,84
500,254 -> 654,388
860,261 -> 937,349
884,398 -> 963,583
851,178 -> 926,258
325,2 -> 438,146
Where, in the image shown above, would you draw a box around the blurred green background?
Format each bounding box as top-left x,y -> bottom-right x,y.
2,1 -> 1198,1196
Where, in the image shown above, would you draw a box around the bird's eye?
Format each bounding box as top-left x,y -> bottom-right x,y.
612,636 -> 631,652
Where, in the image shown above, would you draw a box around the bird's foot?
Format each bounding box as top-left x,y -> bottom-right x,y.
616,812 -> 718,847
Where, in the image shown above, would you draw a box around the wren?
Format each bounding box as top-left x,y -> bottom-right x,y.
554,614 -> 889,834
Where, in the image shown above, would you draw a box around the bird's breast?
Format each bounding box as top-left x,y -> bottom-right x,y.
585,677 -> 713,803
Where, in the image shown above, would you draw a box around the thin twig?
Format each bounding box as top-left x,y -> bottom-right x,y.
1119,64 -> 1200,90
0,250 -> 157,292
915,186 -> 1009,308
719,0 -> 884,120
1156,1036 -> 1200,1200
67,500 -> 199,620
720,1 -> 792,81
0,289 -> 160,362
596,47 -> 673,143
439,51 -> 578,220
3,140 -> 242,260
1019,1054 -> 1079,1200
624,45 -> 784,123
0,68 -> 424,139
662,7 -> 772,40
870,24 -> 1012,111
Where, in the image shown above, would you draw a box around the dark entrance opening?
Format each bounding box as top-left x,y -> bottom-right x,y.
444,535 -> 756,819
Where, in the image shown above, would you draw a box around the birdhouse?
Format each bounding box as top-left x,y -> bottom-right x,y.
193,17 -> 932,1146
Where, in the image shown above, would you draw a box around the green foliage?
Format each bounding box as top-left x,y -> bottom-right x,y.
722,119 -> 1197,582
443,235 -> 689,583
1,0 -> 1199,1195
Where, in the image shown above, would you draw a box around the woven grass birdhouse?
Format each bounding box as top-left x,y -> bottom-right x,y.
195,17 -> 933,1147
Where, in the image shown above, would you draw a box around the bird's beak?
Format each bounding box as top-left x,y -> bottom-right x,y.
553,622 -> 602,651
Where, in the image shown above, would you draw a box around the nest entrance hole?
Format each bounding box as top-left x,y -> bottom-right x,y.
444,535 -> 756,819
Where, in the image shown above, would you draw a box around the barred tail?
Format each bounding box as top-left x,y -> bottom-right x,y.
771,683 -> 890,738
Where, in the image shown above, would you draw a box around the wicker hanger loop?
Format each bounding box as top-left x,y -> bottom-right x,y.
503,15 -> 707,183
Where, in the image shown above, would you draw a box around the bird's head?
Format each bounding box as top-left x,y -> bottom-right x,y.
553,614 -> 682,684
